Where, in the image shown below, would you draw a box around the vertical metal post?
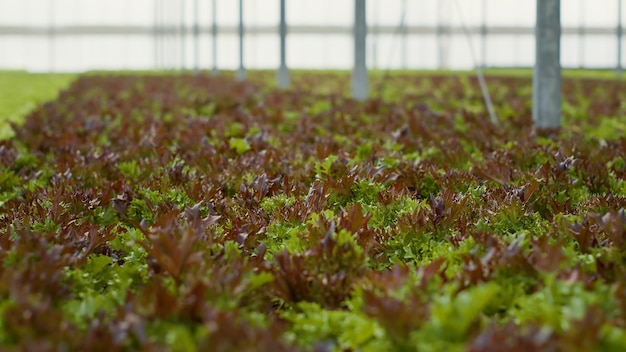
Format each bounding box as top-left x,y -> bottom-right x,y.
165,0 -> 170,69
212,0 -> 218,76
437,0 -> 450,69
172,2 -> 177,69
193,0 -> 199,74
533,0 -> 561,130
352,0 -> 368,101
401,0 -> 408,69
163,0 -> 170,69
579,0 -> 585,68
481,0 -> 487,68
618,0 -> 623,75
49,0 -> 56,72
180,0 -> 186,71
277,0 -> 290,88
157,0 -> 164,69
237,0 -> 246,81
170,0 -> 176,69
372,0 -> 379,69
154,0 -> 159,69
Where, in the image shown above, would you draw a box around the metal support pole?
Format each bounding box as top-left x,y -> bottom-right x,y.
237,0 -> 246,81
212,0 -> 218,76
401,0 -> 408,69
49,0 -> 56,72
180,0 -> 186,71
165,0 -> 172,69
372,0 -> 379,69
481,0 -> 487,68
277,0 -> 290,88
579,0 -> 585,68
351,0 -> 368,101
533,0 -> 561,130
154,0 -> 159,69
437,0 -> 451,69
166,1 -> 171,69
157,0 -> 165,69
619,0 -> 623,75
193,0 -> 199,74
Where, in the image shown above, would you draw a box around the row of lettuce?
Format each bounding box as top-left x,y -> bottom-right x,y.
1,73 -> 626,350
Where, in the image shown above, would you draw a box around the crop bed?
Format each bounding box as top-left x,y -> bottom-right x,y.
1,72 -> 626,351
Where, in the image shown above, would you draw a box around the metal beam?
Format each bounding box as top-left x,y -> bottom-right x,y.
193,0 -> 199,74
49,0 -> 56,72
481,0 -> 487,68
277,0 -> 290,88
2,25 -> 618,37
579,0 -> 585,68
212,0 -> 218,76
351,0 -> 368,101
437,0 -> 451,69
180,0 -> 186,71
533,0 -> 561,130
154,0 -> 159,69
372,0 -> 379,69
237,0 -> 246,81
165,0 -> 174,69
619,0 -> 623,75
401,0 -> 408,69
166,0 -> 173,69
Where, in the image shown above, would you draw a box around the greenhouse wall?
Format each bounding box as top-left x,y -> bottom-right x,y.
0,0 -> 623,72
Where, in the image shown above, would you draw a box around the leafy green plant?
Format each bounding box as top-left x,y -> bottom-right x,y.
229,137 -> 252,155
1,72 -> 626,350
281,301 -> 391,351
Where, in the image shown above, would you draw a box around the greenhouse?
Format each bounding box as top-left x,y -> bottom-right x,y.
1,0 -> 626,350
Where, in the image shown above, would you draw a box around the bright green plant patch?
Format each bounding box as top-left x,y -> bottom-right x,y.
0,71 -> 76,139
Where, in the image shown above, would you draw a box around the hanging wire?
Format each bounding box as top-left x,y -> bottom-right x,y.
375,0 -> 498,126
452,0 -> 499,125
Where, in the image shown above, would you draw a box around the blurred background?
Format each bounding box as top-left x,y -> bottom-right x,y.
0,0 -> 623,73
